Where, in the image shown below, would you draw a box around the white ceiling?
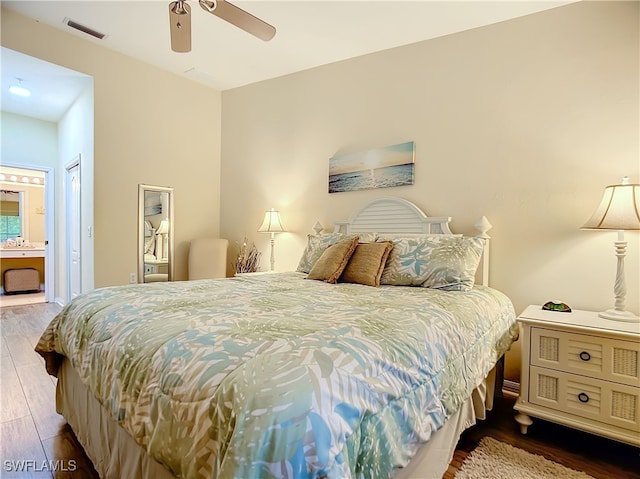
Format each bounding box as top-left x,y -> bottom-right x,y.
1,47 -> 92,122
2,1 -> 575,122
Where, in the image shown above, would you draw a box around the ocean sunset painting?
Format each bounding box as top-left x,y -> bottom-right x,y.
329,141 -> 415,193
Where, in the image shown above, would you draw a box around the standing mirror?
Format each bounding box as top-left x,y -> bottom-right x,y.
138,184 -> 174,283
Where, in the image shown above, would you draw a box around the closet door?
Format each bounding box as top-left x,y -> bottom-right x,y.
66,157 -> 81,301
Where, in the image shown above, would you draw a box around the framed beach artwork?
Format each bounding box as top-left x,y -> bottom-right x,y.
329,141 -> 415,193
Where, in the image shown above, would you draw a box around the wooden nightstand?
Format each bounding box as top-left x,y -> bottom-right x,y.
514,305 -> 640,446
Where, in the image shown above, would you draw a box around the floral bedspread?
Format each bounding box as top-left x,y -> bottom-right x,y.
36,272 -> 516,479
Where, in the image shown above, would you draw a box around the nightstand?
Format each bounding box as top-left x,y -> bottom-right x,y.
514,305 -> 640,446
144,260 -> 168,275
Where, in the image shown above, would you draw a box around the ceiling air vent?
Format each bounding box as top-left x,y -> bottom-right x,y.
63,18 -> 106,40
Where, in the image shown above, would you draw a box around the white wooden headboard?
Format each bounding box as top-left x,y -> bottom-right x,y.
333,197 -> 452,235
321,197 -> 492,286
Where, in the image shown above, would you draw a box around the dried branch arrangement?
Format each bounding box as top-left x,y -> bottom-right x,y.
234,236 -> 261,274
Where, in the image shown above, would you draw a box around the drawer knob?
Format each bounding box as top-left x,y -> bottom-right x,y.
578,392 -> 589,403
579,351 -> 591,361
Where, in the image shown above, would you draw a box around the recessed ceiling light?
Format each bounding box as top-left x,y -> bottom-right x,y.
9,78 -> 31,97
9,85 -> 31,97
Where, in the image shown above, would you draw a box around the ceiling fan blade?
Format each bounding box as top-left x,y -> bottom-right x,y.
169,1 -> 192,53
199,0 -> 276,41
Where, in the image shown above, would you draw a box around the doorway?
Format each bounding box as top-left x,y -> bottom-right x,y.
0,164 -> 53,306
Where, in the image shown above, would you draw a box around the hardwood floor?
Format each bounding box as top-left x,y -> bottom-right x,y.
1,303 -> 638,478
444,394 -> 640,479
1,303 -> 99,478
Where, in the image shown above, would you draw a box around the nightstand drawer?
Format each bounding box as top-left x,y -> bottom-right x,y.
529,366 -> 640,432
531,327 -> 640,387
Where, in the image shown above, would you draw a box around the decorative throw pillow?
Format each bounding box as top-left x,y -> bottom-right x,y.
380,235 -> 484,291
378,235 -> 452,286
307,237 -> 359,283
340,241 -> 394,287
296,232 -> 376,273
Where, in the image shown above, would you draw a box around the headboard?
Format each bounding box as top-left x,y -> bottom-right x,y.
323,197 -> 492,286
333,197 -> 452,235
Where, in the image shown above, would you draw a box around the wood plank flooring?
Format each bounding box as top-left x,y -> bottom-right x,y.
1,303 -> 638,478
444,394 -> 640,479
1,303 -> 99,478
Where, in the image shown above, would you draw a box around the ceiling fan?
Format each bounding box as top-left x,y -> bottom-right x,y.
169,0 -> 276,53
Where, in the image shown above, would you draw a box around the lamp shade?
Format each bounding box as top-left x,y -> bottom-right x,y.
156,219 -> 170,235
582,178 -> 640,231
258,209 -> 286,233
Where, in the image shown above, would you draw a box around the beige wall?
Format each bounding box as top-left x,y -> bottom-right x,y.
2,8 -> 223,286
220,1 -> 639,382
26,185 -> 46,243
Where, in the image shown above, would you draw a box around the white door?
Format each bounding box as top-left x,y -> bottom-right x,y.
66,158 -> 81,301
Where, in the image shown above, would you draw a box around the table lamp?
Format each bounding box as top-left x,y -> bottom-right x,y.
582,176 -> 640,322
258,208 -> 286,271
156,219 -> 170,261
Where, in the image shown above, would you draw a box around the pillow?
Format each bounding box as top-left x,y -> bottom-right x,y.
340,241 -> 393,287
307,237 -> 359,283
380,235 -> 484,291
296,232 -> 376,273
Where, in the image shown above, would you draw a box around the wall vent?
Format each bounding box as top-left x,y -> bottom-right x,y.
63,18 -> 106,40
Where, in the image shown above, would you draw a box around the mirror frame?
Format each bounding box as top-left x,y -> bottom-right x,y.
138,184 -> 174,283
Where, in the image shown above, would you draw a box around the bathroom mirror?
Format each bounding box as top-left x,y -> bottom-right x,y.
138,184 -> 174,283
0,190 -> 24,242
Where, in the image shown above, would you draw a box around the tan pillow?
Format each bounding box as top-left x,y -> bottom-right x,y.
296,232 -> 377,273
340,242 -> 394,287
307,237 -> 359,283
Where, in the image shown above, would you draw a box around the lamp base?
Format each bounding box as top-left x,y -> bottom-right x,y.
598,309 -> 640,323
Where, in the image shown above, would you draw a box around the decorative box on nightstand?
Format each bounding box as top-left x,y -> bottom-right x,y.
514,305 -> 640,446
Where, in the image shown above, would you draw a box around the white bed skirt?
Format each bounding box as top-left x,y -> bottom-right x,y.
57,359 -> 496,479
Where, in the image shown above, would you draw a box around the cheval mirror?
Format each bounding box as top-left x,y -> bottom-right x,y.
138,184 -> 174,283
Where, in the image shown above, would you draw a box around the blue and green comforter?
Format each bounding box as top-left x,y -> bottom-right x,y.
36,272 -> 516,479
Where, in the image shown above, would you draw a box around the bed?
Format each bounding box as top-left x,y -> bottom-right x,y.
36,197 -> 517,479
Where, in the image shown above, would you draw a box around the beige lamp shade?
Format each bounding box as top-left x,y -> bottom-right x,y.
582,178 -> 640,230
156,219 -> 170,235
258,209 -> 286,233
581,176 -> 640,322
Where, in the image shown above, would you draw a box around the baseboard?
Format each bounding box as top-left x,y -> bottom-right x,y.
502,380 -> 520,398
54,297 -> 66,307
